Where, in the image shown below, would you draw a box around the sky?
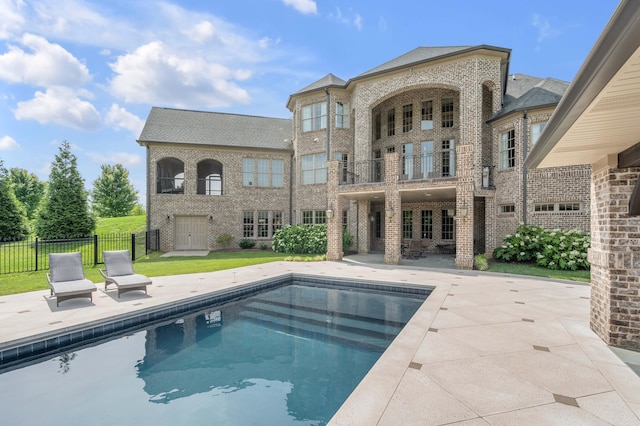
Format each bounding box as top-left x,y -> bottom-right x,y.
0,0 -> 621,203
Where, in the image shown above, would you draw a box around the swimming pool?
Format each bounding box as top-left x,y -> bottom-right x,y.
0,276 -> 430,425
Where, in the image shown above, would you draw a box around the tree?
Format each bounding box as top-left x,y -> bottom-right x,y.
9,168 -> 46,220
35,141 -> 96,238
91,164 -> 139,217
0,160 -> 29,240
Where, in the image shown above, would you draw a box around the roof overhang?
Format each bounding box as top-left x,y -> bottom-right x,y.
526,0 -> 640,169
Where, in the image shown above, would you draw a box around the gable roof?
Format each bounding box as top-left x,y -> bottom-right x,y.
488,74 -> 569,122
293,73 -> 347,95
138,107 -> 292,151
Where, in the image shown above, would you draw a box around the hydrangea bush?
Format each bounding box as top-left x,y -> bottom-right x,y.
493,223 -> 590,271
272,224 -> 353,255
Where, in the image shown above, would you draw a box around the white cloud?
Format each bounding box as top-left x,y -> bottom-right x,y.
328,7 -> 362,30
106,104 -> 144,137
109,41 -> 251,108
14,87 -> 101,131
531,14 -> 560,44
184,20 -> 216,43
282,0 -> 317,15
0,33 -> 91,87
0,0 -> 25,39
0,135 -> 20,150
354,14 -> 363,31
86,151 -> 142,166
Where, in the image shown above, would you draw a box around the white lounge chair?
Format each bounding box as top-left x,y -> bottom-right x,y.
100,250 -> 152,298
47,252 -> 97,307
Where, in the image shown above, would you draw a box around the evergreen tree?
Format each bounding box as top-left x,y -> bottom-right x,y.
9,167 -> 46,220
0,160 -> 29,240
35,141 -> 96,238
91,164 -> 139,217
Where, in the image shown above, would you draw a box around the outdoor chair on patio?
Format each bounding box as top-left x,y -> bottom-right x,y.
100,250 -> 152,298
47,252 -> 97,307
404,240 -> 423,260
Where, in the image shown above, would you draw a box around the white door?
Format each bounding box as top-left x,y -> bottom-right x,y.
174,216 -> 208,250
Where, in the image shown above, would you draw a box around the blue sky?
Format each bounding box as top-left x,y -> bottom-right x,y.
0,0 -> 620,202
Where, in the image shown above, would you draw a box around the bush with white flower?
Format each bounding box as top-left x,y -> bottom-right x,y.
493,223 -> 590,271
272,224 -> 353,255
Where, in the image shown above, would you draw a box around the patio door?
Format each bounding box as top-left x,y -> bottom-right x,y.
174,216 -> 208,250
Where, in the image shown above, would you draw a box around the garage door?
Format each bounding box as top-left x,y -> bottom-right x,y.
174,216 -> 208,250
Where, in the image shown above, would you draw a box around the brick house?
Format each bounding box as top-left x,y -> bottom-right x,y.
138,45 -> 590,268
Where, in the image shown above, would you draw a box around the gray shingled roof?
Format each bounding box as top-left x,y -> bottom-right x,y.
293,73 -> 347,95
355,46 -> 473,79
138,107 -> 293,151
489,74 -> 569,122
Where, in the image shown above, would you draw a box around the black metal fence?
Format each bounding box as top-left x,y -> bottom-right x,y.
0,229 -> 160,275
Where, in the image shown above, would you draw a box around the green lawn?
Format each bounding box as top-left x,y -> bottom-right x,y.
0,251 -> 315,296
488,261 -> 590,283
95,215 -> 146,234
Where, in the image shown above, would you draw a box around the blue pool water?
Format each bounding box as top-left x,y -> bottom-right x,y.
0,281 -> 428,425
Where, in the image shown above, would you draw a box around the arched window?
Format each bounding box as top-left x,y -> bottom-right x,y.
197,160 -> 223,195
156,157 -> 184,194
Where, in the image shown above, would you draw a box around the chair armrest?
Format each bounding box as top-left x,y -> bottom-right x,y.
46,273 -> 52,284
99,269 -> 108,279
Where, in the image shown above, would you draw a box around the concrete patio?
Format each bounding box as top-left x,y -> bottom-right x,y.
0,258 -> 639,425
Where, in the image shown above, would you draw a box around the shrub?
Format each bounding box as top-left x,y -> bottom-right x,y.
272,224 -> 354,255
493,223 -> 590,271
216,233 -> 234,249
474,254 -> 489,271
259,243 -> 268,250
239,238 -> 256,249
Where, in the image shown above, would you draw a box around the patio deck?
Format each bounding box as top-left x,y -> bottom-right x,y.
0,258 -> 638,425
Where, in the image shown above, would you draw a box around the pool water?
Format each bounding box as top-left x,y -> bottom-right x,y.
0,283 -> 427,425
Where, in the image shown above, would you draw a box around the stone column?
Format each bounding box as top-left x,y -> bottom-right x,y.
589,155 -> 640,350
384,152 -> 401,264
357,199 -> 371,254
326,160 -> 343,261
456,143 -> 474,269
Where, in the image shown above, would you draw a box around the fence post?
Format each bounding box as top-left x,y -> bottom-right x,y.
131,233 -> 136,260
35,237 -> 39,271
93,234 -> 98,265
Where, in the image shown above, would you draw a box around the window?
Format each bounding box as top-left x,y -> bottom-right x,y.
386,146 -> 395,153
402,210 -> 413,239
402,104 -> 413,133
197,159 -> 222,195
375,211 -> 382,238
442,139 -> 456,177
302,210 -> 326,224
156,157 -> 184,194
336,102 -> 349,128
272,160 -> 283,188
374,113 -> 381,140
534,203 -> 555,212
342,210 -> 348,230
421,141 -> 434,178
302,102 -> 327,132
373,149 -> 383,182
336,153 -> 348,183
531,122 -> 547,146
272,211 -> 283,235
243,211 -> 254,237
500,130 -> 516,169
243,159 -> 254,186
257,211 -> 269,237
421,100 -> 433,130
387,109 -> 395,136
243,158 -> 283,187
559,203 -> 580,211
442,98 -> 454,128
441,210 -> 454,240
257,159 -> 269,187
301,153 -> 327,184
421,210 -> 433,239
500,205 -> 515,213
402,143 -> 414,179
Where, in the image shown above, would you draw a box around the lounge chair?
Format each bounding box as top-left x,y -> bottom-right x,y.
100,250 -> 152,298
47,252 -> 97,307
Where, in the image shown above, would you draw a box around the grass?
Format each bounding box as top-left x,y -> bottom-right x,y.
95,215 -> 146,234
0,251 -> 317,296
488,261 -> 590,283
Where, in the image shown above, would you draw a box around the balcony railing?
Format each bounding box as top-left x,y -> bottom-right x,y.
339,159 -> 385,185
398,152 -> 456,181
156,177 -> 184,194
